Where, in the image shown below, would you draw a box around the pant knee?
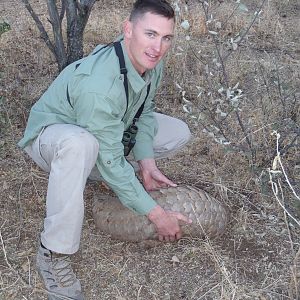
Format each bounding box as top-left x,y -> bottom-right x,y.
154,115 -> 192,156
167,120 -> 191,152
59,131 -> 99,166
176,119 -> 192,147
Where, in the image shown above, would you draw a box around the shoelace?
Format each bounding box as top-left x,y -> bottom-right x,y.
51,255 -> 77,287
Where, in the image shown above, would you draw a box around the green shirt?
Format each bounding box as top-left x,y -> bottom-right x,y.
18,40 -> 164,215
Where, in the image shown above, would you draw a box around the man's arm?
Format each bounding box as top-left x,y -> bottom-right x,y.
138,158 -> 176,191
139,158 -> 192,241
75,91 -> 157,215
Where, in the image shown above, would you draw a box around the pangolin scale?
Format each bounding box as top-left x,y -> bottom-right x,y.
92,186 -> 228,241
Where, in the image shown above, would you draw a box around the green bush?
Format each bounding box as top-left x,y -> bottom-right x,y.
0,21 -> 11,36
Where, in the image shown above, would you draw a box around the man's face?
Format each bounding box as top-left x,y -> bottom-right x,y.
124,12 -> 175,75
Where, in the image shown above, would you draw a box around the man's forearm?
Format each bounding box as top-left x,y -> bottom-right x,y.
138,158 -> 157,172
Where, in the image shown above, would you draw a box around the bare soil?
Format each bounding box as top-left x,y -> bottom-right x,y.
0,0 -> 299,299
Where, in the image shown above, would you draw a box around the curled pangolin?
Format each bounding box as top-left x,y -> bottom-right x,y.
92,185 -> 228,241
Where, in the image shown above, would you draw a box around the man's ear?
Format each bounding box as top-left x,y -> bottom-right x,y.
123,19 -> 133,39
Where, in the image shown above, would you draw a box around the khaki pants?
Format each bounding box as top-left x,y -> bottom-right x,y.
25,113 -> 191,254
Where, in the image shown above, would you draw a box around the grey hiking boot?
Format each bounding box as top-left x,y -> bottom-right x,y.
36,245 -> 84,300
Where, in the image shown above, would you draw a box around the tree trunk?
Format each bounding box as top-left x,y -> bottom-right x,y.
65,0 -> 96,66
22,0 -> 96,71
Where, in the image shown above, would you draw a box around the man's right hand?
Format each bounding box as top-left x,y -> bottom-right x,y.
147,205 -> 192,242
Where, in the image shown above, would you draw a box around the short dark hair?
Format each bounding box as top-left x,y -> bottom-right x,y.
129,0 -> 175,22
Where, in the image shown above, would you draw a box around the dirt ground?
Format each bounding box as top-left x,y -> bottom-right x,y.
0,0 -> 300,299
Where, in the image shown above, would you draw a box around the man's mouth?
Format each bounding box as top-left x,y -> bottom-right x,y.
146,53 -> 159,61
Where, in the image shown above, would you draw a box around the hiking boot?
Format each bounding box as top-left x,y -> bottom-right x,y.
36,245 -> 84,300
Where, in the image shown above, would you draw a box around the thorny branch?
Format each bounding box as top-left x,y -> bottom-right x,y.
200,0 -> 254,158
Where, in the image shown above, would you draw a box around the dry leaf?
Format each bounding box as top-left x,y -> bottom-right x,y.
171,255 -> 180,263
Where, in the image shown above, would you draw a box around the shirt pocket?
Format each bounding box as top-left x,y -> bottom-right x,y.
106,75 -> 127,119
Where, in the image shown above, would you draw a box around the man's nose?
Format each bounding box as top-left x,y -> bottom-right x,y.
152,38 -> 162,53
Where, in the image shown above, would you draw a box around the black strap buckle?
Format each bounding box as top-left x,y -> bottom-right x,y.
120,67 -> 127,75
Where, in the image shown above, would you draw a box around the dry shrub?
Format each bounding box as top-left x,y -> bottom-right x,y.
161,2 -> 300,248
166,0 -> 299,166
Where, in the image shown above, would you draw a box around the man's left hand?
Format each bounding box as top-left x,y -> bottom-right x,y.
138,158 -> 177,192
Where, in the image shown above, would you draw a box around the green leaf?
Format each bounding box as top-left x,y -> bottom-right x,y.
238,3 -> 249,12
0,22 -> 11,36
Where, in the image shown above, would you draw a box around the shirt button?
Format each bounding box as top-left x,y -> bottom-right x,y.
107,160 -> 111,164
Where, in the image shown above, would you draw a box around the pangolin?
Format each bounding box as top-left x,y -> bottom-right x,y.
92,185 -> 228,241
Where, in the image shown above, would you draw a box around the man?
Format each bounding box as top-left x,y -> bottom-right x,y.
18,0 -> 191,299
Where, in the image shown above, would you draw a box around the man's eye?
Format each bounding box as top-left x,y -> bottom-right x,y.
163,36 -> 172,42
147,32 -> 155,38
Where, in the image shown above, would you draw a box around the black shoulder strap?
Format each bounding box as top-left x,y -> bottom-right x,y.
67,41 -> 150,123
113,41 -> 129,115
133,83 -> 151,124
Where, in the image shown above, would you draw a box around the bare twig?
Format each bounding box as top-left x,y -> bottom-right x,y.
268,131 -> 300,227
274,58 -> 287,117
281,132 -> 300,156
290,248 -> 300,300
21,0 -> 56,55
223,0 -> 268,61
273,132 -> 300,201
137,285 -> 143,300
254,53 -> 274,108
235,110 -> 254,161
187,41 -> 209,67
0,229 -> 30,287
278,179 -> 295,256
15,175 -> 31,250
222,2 -> 240,30
197,101 -> 230,141
268,170 -> 300,226
0,229 -> 12,270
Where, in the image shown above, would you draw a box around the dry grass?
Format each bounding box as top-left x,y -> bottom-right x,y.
1,0 -> 300,299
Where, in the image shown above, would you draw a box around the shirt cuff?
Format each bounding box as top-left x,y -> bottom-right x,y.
128,192 -> 157,215
132,139 -> 154,161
